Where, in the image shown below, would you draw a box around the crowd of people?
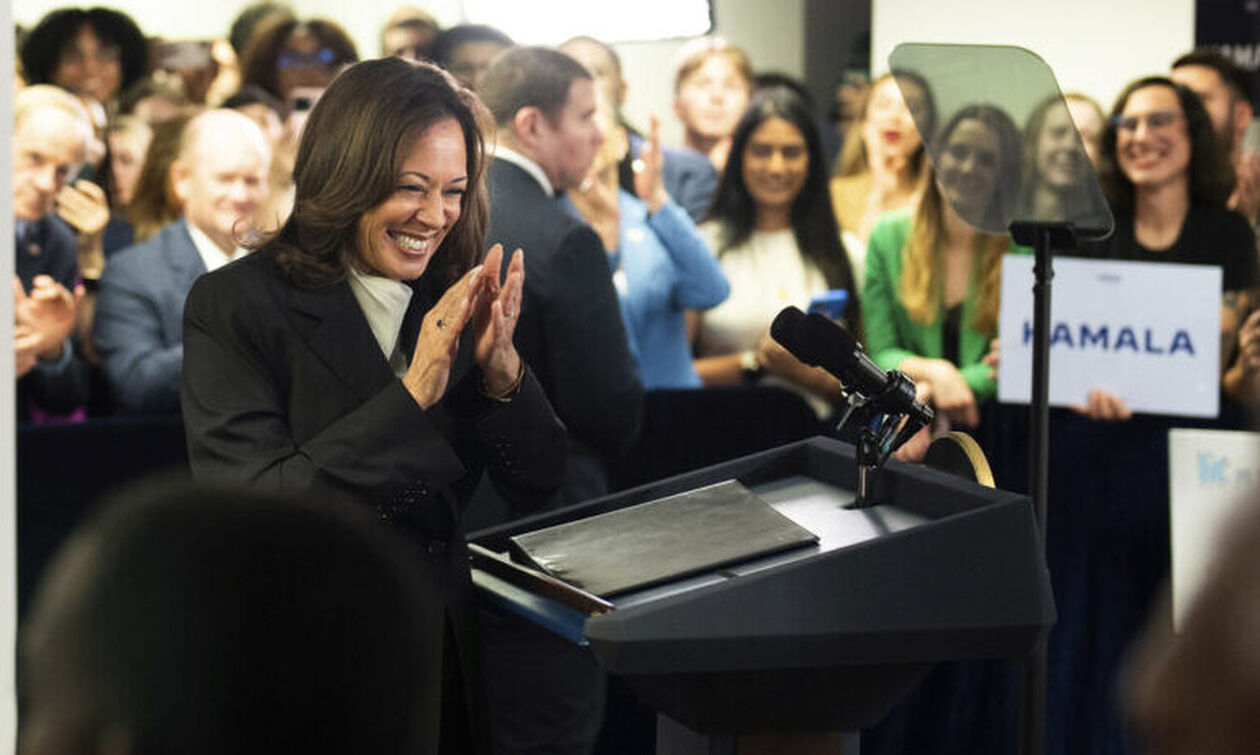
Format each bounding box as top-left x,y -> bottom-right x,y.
12,3 -> 1260,755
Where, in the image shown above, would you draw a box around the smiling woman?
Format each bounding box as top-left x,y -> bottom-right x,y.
1095,75 -> 1258,411
692,85 -> 860,416
356,118 -> 468,281
19,7 -> 148,106
179,57 -> 567,755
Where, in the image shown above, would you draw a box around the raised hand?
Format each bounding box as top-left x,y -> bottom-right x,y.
470,244 -> 524,396
402,264 -> 482,409
56,179 -> 110,279
632,115 -> 669,213
568,172 -> 620,253
56,179 -> 110,237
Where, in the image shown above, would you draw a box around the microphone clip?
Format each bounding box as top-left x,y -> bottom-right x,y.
835,370 -> 932,510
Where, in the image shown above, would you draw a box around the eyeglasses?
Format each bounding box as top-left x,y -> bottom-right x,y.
278,48 -> 337,70
1111,110 -> 1182,133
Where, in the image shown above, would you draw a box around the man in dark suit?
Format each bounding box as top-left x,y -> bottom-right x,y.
94,109 -> 270,414
12,85 -> 93,421
476,46 -> 644,755
480,46 -> 643,510
560,35 -> 719,222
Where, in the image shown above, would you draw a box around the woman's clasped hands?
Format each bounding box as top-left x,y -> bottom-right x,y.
403,244 -> 525,409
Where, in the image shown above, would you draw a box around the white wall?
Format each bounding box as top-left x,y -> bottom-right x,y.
619,0 -> 807,147
872,0 -> 1194,113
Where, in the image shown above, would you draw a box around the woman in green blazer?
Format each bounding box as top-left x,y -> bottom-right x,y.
862,105 -> 1022,427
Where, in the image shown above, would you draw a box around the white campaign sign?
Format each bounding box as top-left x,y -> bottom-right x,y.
998,255 -> 1221,418
1168,428 -> 1260,628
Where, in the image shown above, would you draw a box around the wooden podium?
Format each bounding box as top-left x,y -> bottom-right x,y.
470,437 -> 1054,753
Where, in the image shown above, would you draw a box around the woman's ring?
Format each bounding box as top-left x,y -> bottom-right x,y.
436,319 -> 445,330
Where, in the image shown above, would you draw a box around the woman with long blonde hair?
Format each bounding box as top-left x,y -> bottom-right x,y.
861,104 -> 1021,427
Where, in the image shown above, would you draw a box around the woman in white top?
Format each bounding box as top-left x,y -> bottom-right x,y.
693,85 -> 861,414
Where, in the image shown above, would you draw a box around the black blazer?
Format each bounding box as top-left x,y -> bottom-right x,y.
484,158 -> 643,505
181,246 -> 567,753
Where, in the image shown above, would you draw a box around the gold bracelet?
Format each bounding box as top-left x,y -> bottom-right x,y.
480,359 -> 526,403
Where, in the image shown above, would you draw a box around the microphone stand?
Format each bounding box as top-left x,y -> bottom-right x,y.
835,371 -> 931,509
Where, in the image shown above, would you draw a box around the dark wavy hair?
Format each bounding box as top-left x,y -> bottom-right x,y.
265,58 -> 489,290
240,16 -> 358,102
20,7 -> 148,98
229,2 -> 294,57
707,85 -> 861,332
1100,76 -> 1234,212
935,104 -> 1023,232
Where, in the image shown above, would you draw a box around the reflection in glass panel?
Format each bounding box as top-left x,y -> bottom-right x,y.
889,43 -> 1114,238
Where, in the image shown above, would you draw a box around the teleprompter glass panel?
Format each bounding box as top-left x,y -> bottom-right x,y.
888,43 -> 1113,238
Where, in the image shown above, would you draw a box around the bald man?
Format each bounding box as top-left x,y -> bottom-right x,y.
94,110 -> 271,414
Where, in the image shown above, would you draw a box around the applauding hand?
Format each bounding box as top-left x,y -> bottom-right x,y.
471,244 -> 524,397
14,275 -> 80,361
403,264 -> 482,409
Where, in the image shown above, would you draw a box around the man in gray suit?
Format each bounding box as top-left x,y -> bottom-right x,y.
94,110 -> 270,414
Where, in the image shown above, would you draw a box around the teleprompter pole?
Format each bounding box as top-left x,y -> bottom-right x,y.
1009,221 -> 1075,755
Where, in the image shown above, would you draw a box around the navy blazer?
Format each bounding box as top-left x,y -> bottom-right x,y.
95,219 -> 205,414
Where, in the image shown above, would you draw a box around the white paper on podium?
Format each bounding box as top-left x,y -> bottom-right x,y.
1168,428 -> 1260,628
998,255 -> 1221,418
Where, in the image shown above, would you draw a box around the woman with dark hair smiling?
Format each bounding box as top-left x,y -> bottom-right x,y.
693,85 -> 860,416
181,58 -> 566,754
1029,76 -> 1259,755
20,6 -> 148,106
1093,75 -> 1258,415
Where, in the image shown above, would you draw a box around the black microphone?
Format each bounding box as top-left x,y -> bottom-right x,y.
769,305 -> 806,354
771,306 -> 932,425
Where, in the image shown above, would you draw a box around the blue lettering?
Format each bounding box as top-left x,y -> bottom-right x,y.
1199,452 -> 1227,485
1079,324 -> 1109,349
1169,330 -> 1195,356
1115,327 -> 1139,352
1027,322 -> 1194,354
1051,323 -> 1074,348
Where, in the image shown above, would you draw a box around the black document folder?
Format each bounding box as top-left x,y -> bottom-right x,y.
508,480 -> 818,597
